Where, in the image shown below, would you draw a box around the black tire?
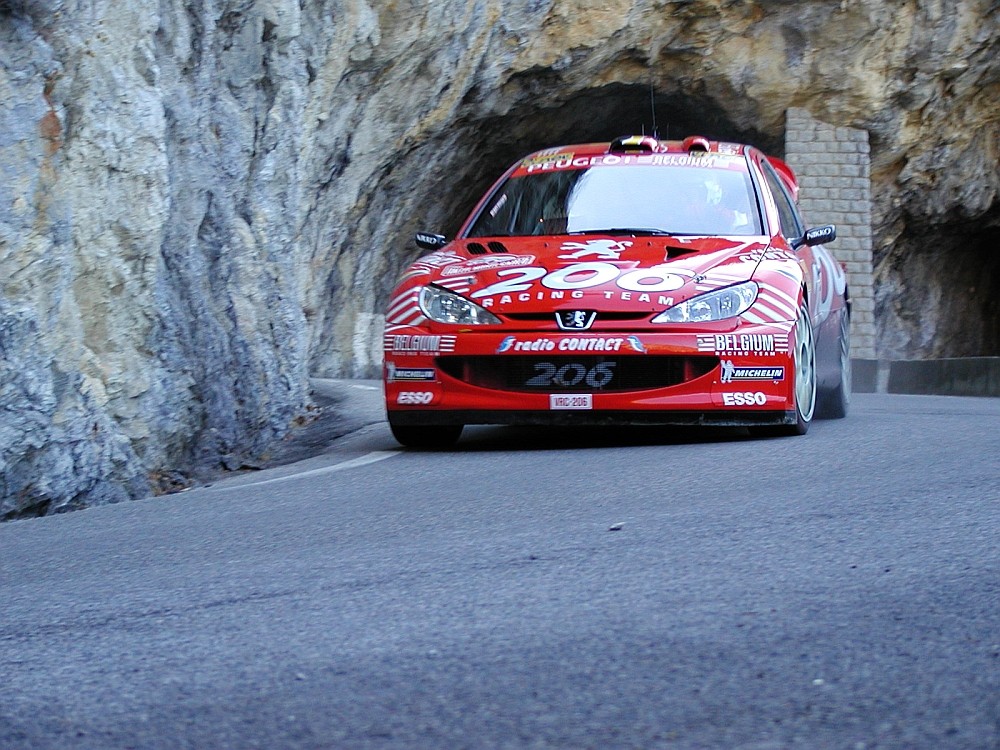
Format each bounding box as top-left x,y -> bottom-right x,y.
816,307 -> 851,419
388,419 -> 463,449
751,302 -> 816,437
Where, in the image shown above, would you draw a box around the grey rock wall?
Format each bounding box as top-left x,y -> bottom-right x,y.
1,0 -> 313,517
1,0 -> 997,517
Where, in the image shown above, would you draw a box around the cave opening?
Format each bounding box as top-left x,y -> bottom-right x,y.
879,219 -> 1000,358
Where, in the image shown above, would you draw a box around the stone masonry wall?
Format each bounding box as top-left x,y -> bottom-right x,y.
785,107 -> 876,359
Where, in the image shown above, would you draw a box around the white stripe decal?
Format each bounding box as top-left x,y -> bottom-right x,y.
753,299 -> 791,323
387,298 -> 422,323
438,277 -> 473,290
757,294 -> 796,320
765,285 -> 798,310
387,303 -> 414,320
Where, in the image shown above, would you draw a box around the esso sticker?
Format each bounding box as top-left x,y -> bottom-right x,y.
722,391 -> 768,406
397,391 -> 434,405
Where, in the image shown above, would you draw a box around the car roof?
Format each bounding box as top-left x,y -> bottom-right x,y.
519,135 -> 751,163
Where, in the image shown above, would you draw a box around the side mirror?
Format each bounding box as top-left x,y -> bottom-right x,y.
415,232 -> 448,250
792,224 -> 837,249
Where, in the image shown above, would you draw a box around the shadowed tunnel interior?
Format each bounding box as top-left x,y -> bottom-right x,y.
878,221 -> 1000,357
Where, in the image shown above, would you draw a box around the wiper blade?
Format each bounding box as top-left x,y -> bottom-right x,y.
567,227 -> 693,236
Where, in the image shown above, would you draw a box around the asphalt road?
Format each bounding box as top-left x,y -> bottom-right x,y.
1,387 -> 998,749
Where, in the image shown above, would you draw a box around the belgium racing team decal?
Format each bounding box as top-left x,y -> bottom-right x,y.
698,333 -> 789,356
383,333 -> 457,356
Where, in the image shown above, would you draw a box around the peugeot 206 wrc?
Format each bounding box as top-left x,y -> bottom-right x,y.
383,135 -> 851,447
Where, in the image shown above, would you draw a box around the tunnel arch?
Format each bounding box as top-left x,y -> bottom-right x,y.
311,82 -> 789,377
415,82 -> 784,242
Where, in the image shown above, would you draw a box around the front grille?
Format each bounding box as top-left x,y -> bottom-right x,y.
437,355 -> 718,393
502,311 -> 650,324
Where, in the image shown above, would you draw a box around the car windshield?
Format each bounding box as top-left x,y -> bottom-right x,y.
465,163 -> 763,238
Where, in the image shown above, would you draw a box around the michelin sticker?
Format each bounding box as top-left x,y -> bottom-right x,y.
386,363 -> 437,382
719,360 -> 784,382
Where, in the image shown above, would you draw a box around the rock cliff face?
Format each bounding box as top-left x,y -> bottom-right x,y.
1,0 -> 997,517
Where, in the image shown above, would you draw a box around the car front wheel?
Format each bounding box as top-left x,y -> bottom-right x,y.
816,307 -> 851,419
752,302 -> 815,437
388,418 -> 463,449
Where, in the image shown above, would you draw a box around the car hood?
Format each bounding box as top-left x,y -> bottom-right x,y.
414,235 -> 771,314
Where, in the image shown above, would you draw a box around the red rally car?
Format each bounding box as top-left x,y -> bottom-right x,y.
383,135 -> 851,447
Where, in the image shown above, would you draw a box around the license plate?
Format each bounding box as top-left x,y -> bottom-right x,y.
549,394 -> 593,410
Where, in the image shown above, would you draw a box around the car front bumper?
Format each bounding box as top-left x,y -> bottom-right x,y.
383,326 -> 798,427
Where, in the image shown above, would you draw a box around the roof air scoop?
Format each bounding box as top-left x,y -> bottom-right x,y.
682,135 -> 711,154
609,135 -> 658,153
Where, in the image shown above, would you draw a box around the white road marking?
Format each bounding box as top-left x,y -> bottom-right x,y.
212,451 -> 398,490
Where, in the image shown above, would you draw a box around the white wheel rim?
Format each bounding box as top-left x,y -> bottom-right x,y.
795,309 -> 816,422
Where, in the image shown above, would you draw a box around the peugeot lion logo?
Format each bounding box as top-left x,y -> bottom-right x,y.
556,311 -> 597,331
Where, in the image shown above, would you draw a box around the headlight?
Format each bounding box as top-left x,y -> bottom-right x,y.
651,281 -> 758,323
419,285 -> 502,325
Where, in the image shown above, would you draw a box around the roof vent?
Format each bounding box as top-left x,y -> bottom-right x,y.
609,135 -> 658,153
682,135 -> 711,154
